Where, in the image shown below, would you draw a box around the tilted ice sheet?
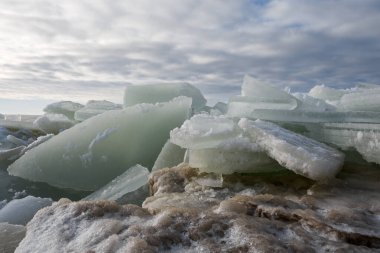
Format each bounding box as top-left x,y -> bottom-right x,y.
188,137 -> 277,174
124,83 -> 206,110
152,140 -> 185,171
170,114 -> 242,149
239,119 -> 345,181
43,101 -> 84,120
228,108 -> 380,124
8,97 -> 191,191
0,223 -> 26,253
0,196 -> 52,225
83,164 -> 149,205
74,100 -> 122,122
33,113 -> 74,134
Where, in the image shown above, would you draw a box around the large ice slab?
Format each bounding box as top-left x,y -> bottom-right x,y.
152,140 -> 185,171
124,83 -> 206,110
8,97 -> 191,191
74,100 -> 122,122
0,196 -> 52,225
43,101 -> 84,119
170,114 -> 242,149
339,88 -> 380,112
188,137 -> 277,174
83,164 -> 149,205
239,119 -> 345,181
0,223 -> 26,253
33,114 -> 74,134
228,108 -> 380,124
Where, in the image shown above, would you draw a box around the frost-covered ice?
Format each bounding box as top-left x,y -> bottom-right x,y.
239,119 -> 345,181
124,83 -> 207,110
33,113 -> 74,134
83,164 -> 149,205
188,137 -> 277,174
43,101 -> 84,119
74,100 -> 122,121
0,222 -> 26,253
229,108 -> 380,124
170,114 -> 241,149
152,140 -> 185,171
8,97 -> 191,191
0,196 -> 52,225
19,134 -> 54,156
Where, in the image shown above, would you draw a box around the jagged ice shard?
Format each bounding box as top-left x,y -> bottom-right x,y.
239,119 -> 345,181
8,97 -> 192,191
152,140 -> 186,171
33,114 -> 74,134
123,83 -> 207,110
83,164 -> 149,205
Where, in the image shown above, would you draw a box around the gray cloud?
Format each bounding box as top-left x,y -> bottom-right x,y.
0,0 -> 379,109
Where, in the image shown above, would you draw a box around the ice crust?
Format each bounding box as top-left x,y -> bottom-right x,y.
43,101 -> 84,119
8,97 -> 192,191
152,140 -> 186,171
170,114 -> 241,149
74,100 -> 122,121
83,164 -> 149,205
0,222 -> 26,253
239,119 -> 345,181
0,196 -> 52,225
33,113 -> 74,134
124,83 -> 207,110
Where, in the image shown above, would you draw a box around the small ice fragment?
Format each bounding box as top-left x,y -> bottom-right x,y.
152,140 -> 186,171
43,101 -> 84,119
83,164 -> 149,205
124,83 -> 206,110
6,135 -> 27,146
170,114 -> 242,149
0,196 -> 52,225
213,102 -> 228,114
0,146 -> 25,161
239,119 -> 345,181
33,113 -> 74,134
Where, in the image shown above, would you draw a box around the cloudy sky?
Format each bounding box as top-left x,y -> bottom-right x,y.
1,0 -> 379,114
